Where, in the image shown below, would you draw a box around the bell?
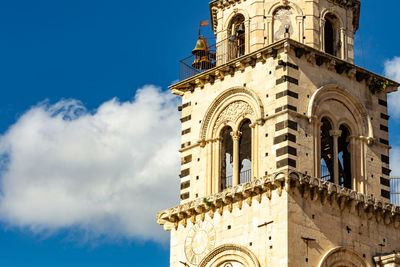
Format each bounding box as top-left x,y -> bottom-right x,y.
236,23 -> 245,34
199,56 -> 212,70
192,38 -> 208,56
192,57 -> 202,69
192,55 -> 212,70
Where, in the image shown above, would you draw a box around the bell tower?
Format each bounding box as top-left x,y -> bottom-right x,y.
158,1 -> 400,266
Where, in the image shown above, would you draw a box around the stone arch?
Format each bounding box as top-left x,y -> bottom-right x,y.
200,87 -> 264,141
318,247 -> 371,267
308,84 -> 372,138
321,8 -> 344,28
223,10 -> 250,30
266,1 -> 304,43
199,244 -> 260,267
267,0 -> 304,16
320,8 -> 345,58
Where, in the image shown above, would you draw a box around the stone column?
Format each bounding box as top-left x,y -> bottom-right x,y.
320,18 -> 326,51
296,16 -> 304,43
330,130 -> 342,185
249,123 -> 257,180
245,20 -> 251,54
214,138 -> 222,194
340,27 -> 346,60
348,136 -> 357,191
231,131 -> 242,186
266,16 -> 273,45
313,120 -> 323,178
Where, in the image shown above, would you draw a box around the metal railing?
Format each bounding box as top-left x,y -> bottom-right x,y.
321,164 -> 331,182
240,169 -> 252,184
223,169 -> 252,189
226,175 -> 233,188
391,177 -> 400,206
179,34 -> 245,81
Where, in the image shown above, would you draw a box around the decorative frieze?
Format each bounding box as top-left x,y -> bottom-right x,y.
157,170 -> 400,231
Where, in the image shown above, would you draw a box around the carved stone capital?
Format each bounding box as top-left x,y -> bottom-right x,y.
230,130 -> 242,141
329,129 -> 342,137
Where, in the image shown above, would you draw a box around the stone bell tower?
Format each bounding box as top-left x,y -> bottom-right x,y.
157,0 -> 400,266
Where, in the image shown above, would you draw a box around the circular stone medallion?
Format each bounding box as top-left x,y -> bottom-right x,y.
184,220 -> 216,265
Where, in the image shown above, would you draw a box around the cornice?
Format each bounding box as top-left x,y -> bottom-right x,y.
208,0 -> 361,32
170,38 -> 399,95
156,170 -> 400,231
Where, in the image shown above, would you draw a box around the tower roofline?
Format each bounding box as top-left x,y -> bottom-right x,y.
170,38 -> 398,94
209,0 -> 361,33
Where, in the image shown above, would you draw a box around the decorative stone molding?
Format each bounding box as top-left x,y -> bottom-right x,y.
374,253 -> 400,267
156,170 -> 400,231
170,39 -> 398,94
199,87 -> 264,141
198,244 -> 261,267
213,101 -> 254,133
318,247 -> 370,267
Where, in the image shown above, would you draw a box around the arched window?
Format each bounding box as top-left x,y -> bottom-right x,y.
338,125 -> 352,189
321,118 -> 334,182
220,126 -> 233,191
324,13 -> 340,57
228,14 -> 245,60
239,120 -> 252,184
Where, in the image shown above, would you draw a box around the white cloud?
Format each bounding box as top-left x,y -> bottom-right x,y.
0,85 -> 181,243
384,57 -> 400,117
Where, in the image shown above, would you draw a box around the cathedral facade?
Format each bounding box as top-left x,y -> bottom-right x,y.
157,0 -> 400,266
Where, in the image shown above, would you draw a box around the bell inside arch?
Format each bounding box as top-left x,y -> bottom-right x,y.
236,23 -> 245,34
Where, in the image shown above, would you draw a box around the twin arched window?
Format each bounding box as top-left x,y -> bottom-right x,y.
220,119 -> 252,191
320,117 -> 352,189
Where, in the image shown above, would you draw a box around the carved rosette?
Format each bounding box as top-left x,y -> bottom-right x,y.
213,101 -> 254,133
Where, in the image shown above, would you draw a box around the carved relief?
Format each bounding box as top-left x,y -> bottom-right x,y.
273,7 -> 294,42
213,101 -> 254,133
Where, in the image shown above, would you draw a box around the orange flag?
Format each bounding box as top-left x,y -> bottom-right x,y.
200,20 -> 210,27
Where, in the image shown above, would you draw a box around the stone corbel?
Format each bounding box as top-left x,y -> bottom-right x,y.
284,40 -> 291,53
208,208 -> 215,219
236,61 -> 246,72
306,52 -> 315,64
328,59 -> 337,71
254,187 -> 262,203
195,78 -> 205,88
257,52 -> 268,63
310,187 -> 319,201
215,70 -> 225,80
205,74 -> 215,84
364,204 -> 374,220
320,189 -> 329,206
347,68 -> 357,79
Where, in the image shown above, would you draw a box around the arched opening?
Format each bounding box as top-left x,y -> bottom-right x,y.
220,126 -> 233,191
324,13 -> 340,57
228,14 -> 245,60
338,125 -> 352,189
239,120 -> 252,184
273,6 -> 294,42
321,118 -> 334,182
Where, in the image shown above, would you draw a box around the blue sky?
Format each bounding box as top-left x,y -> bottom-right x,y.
0,1 -> 400,266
